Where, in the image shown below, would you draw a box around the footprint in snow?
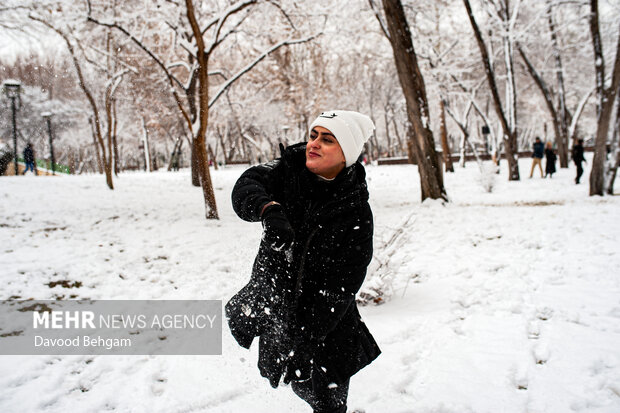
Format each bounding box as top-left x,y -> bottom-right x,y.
533,343 -> 550,365
151,376 -> 167,396
536,307 -> 554,321
392,370 -> 417,395
527,320 -> 541,340
400,351 -> 421,366
511,362 -> 530,390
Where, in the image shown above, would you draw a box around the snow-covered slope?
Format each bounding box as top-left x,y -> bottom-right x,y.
1,155 -> 619,413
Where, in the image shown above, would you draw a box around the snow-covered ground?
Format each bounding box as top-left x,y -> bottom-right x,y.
1,154 -> 619,413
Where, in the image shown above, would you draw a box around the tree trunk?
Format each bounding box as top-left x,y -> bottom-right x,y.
517,45 -> 566,167
216,126 -> 229,164
444,103 -> 470,168
141,116 -> 151,172
463,0 -> 520,180
112,98 -> 120,175
439,99 -> 454,172
459,132 -> 467,168
191,140 -> 200,186
153,150 -> 159,171
406,133 -> 416,164
168,138 -> 182,171
588,0 -> 620,196
547,1 -> 569,167
384,111 -> 392,157
391,115 -> 405,156
208,144 -> 218,170
382,0 -> 447,201
606,97 -> 620,194
68,151 -> 75,174
104,157 -> 114,188
591,88 -> 618,195
607,152 -> 620,195
186,0 -> 219,219
89,117 -> 104,174
503,2 -> 517,145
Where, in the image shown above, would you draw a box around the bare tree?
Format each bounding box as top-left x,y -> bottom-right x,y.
374,0 -> 448,201
546,1 -> 569,167
516,1 -> 592,168
464,0 -> 520,180
588,0 -> 620,196
517,44 -> 567,157
606,94 -> 620,194
88,0 -> 321,219
28,12 -> 131,189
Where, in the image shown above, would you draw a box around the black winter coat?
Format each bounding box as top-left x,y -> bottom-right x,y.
23,145 -> 34,163
226,142 -> 381,388
533,141 -> 544,158
545,148 -> 556,174
572,144 -> 585,164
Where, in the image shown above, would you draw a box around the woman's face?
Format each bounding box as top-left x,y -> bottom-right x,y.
306,126 -> 346,179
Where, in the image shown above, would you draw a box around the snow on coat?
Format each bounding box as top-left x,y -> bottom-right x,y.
226,142 -> 381,388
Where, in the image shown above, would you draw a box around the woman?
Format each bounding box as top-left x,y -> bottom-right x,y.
545,141 -> 557,178
226,110 -> 381,413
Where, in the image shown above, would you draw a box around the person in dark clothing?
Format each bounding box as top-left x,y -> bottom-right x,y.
22,143 -> 35,175
572,139 -> 586,184
544,142 -> 557,178
227,110 -> 381,413
170,150 -> 180,171
529,137 -> 544,178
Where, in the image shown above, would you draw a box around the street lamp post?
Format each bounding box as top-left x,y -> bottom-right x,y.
481,125 -> 490,154
42,112 -> 56,175
2,80 -> 22,175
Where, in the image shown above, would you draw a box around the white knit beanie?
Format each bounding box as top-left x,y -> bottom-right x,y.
309,110 -> 375,167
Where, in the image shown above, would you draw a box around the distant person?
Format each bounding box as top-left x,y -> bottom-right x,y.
572,139 -> 586,184
529,137 -> 544,178
22,143 -> 35,175
171,150 -> 180,171
544,142 -> 557,178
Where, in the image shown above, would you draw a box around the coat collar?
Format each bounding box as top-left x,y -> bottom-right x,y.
277,142 -> 369,221
278,142 -> 369,202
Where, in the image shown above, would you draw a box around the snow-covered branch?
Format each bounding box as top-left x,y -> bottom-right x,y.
208,32 -> 323,108
107,69 -> 131,96
87,45 -> 139,74
167,61 -> 192,72
368,0 -> 390,40
206,9 -> 251,55
207,0 -> 257,51
86,16 -> 186,92
264,0 -> 297,30
568,86 -> 595,141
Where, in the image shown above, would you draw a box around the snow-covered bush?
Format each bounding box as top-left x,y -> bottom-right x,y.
478,163 -> 499,193
0,141 -> 11,175
358,212 -> 417,305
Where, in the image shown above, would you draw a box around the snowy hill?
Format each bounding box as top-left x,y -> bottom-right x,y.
1,156 -> 619,413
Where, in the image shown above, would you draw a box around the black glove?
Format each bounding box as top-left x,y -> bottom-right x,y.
283,341 -> 314,384
261,203 -> 294,251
